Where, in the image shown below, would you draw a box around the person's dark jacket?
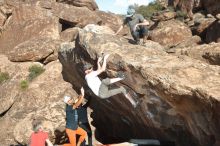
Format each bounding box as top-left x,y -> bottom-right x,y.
66,104 -> 78,130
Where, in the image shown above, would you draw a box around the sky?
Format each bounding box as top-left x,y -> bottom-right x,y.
95,0 -> 154,14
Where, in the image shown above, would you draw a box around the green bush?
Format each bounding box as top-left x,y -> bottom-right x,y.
0,72 -> 10,84
135,1 -> 163,19
20,80 -> 29,89
28,65 -> 45,81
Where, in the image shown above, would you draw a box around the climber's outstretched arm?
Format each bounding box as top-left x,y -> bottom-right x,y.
95,54 -> 110,75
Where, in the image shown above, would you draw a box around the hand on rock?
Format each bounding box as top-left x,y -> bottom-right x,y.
98,57 -> 102,63
80,87 -> 84,97
104,54 -> 110,60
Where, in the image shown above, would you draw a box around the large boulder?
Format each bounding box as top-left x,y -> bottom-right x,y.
8,38 -> 61,63
149,20 -> 192,48
51,2 -> 101,28
58,26 -> 220,146
56,0 -> 98,11
11,61 -> 73,144
0,4 -> 60,54
0,56 -> 75,145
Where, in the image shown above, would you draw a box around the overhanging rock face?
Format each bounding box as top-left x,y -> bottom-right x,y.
58,27 -> 220,146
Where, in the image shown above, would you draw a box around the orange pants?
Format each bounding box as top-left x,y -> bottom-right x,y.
63,127 -> 87,146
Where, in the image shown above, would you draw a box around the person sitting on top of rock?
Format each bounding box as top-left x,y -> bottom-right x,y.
115,5 -> 150,45
29,119 -> 53,146
84,54 -> 138,108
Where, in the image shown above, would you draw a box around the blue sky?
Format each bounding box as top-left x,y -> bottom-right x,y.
95,0 -> 154,14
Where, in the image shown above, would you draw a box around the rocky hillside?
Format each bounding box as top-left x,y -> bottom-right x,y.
0,0 -> 219,146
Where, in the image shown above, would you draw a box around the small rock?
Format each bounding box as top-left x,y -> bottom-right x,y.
216,14 -> 220,20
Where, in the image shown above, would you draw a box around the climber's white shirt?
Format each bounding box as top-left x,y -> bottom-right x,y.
85,71 -> 101,96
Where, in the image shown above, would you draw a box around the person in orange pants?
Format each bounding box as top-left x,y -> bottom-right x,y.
64,128 -> 87,146
63,87 -> 87,146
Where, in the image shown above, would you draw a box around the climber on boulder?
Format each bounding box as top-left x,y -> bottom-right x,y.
84,54 -> 139,108
115,5 -> 150,45
63,87 -> 87,146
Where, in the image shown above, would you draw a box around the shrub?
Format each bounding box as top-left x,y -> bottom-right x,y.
0,72 -> 10,84
20,80 -> 29,90
28,64 -> 45,81
135,1 -> 163,19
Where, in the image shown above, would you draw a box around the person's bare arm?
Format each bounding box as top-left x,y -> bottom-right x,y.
115,25 -> 124,35
133,19 -> 150,31
45,139 -> 53,146
97,57 -> 102,70
138,19 -> 150,26
95,54 -> 110,75
72,87 -> 84,109
27,137 -> 31,146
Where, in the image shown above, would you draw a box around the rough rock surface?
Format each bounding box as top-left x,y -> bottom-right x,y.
172,0 -> 220,17
60,27 -> 80,42
200,0 -> 220,16
52,2 -> 101,28
8,38 -> 61,62
58,26 -> 220,146
166,35 -> 201,53
0,55 -> 32,115
96,11 -> 123,32
0,11 -> 6,27
175,42 -> 220,65
152,10 -> 176,22
0,55 -> 74,145
143,40 -> 165,51
0,4 -> 60,54
84,24 -> 114,35
0,4 -> 12,32
173,0 -> 197,19
149,20 -> 192,48
191,13 -> 216,41
56,0 -> 98,11
205,20 -> 220,43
